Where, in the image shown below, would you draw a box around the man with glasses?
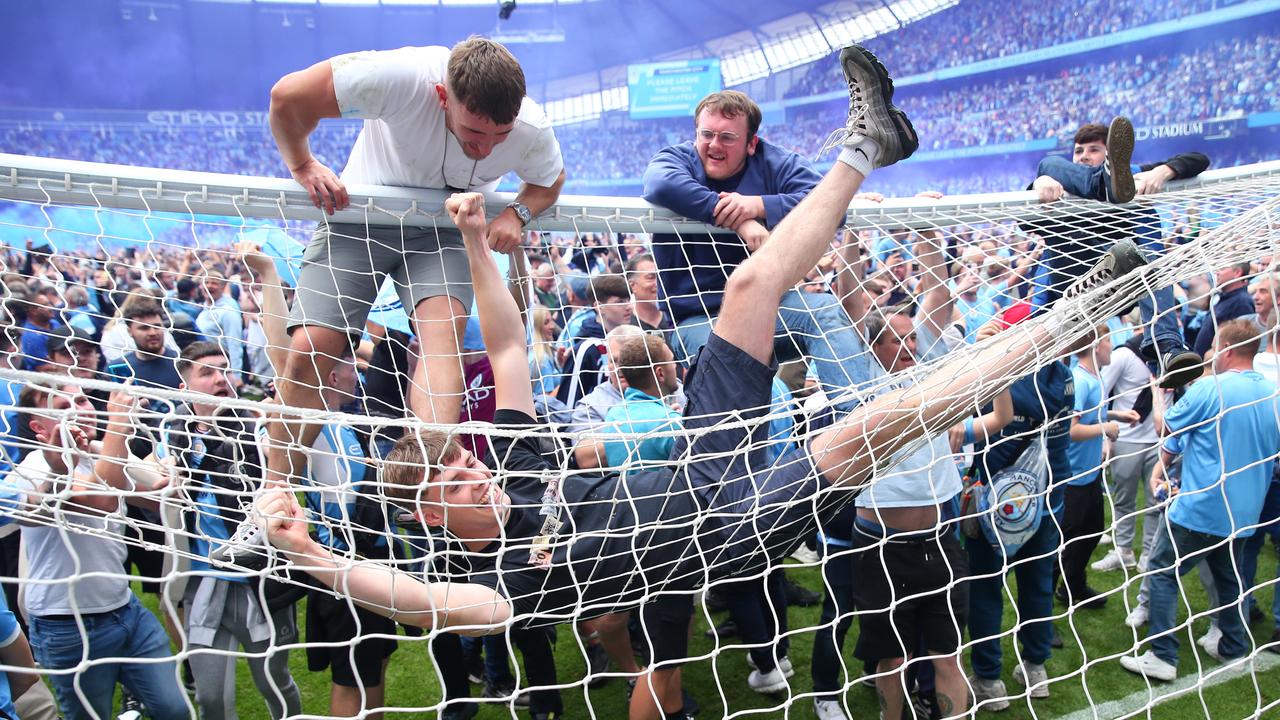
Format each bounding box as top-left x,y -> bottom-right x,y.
642,90 -> 878,407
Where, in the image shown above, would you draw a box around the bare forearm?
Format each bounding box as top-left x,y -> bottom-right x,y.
515,171 -> 566,216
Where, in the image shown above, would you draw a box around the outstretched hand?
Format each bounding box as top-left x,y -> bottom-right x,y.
445,192 -> 489,241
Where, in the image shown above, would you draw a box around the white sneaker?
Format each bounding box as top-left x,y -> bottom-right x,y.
1092,548 -> 1137,572
1012,662 -> 1050,699
790,544 -> 822,564
745,654 -> 794,678
1120,651 -> 1177,681
747,667 -> 789,694
813,698 -> 851,720
968,675 -> 1010,712
1136,554 -> 1149,573
1124,604 -> 1149,629
1099,533 -> 1114,547
1198,625 -> 1223,655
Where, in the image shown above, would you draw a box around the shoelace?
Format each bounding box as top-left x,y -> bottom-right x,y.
817,87 -> 868,156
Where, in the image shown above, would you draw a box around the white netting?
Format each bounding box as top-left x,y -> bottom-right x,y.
0,154 -> 1278,720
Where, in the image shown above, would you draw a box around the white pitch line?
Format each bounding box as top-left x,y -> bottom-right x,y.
1058,652 -> 1280,720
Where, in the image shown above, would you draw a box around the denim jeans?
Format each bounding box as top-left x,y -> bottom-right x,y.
966,519 -> 1060,680
28,595 -> 189,720
673,289 -> 877,412
1033,156 -> 1185,354
1145,520 -> 1249,665
1239,479 -> 1280,631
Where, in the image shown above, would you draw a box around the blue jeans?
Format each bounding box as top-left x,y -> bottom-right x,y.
1145,520 -> 1249,665
673,289 -> 876,412
1240,479 -> 1280,631
29,595 -> 189,720
966,519 -> 1060,680
1034,157 -> 1185,354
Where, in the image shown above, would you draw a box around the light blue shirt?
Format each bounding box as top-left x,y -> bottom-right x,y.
195,296 -> 244,378
1163,370 -> 1280,537
1068,365 -> 1105,486
601,387 -> 681,468
954,294 -> 999,343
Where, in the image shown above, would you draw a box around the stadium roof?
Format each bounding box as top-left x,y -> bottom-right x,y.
0,0 -> 954,114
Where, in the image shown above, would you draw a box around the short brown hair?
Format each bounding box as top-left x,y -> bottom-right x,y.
1074,123 -> 1108,146
176,341 -> 226,377
381,428 -> 463,505
615,334 -> 670,393
1216,318 -> 1263,360
694,91 -> 762,140
588,274 -> 630,305
447,37 -> 526,125
122,299 -> 165,325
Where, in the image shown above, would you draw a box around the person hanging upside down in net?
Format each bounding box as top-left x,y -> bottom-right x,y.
244,43 -> 1153,716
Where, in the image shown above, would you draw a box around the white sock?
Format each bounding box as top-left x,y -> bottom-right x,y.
837,137 -> 880,176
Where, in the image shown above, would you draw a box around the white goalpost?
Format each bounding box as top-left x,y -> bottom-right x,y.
0,152 -> 1278,720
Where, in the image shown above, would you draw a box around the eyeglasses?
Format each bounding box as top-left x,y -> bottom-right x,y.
696,128 -> 743,145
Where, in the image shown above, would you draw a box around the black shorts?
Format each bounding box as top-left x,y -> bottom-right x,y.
677,334 -> 851,578
306,588 -> 398,688
123,505 -> 165,595
851,523 -> 968,662
638,593 -> 694,665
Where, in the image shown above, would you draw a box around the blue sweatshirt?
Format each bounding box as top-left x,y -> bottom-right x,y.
642,140 -> 821,324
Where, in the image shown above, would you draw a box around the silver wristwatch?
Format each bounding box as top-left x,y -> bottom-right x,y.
506,201 -> 533,226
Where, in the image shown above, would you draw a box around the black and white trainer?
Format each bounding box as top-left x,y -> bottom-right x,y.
1105,116 -> 1137,204
819,44 -> 919,168
1059,238 -> 1147,305
209,512 -> 271,572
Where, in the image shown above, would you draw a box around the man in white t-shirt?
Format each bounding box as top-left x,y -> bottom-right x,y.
266,37 -> 565,485
2,383 -> 189,720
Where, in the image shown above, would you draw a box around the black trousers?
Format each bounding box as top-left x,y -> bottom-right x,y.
1056,480 -> 1105,596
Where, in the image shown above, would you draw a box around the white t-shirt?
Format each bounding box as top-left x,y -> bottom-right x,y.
1253,351 -> 1280,384
331,46 -> 564,192
7,452 -> 131,617
1101,345 -> 1158,445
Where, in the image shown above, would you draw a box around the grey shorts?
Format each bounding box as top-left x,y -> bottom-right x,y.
287,222 -> 473,332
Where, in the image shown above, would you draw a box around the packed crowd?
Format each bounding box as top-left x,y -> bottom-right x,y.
3,29 -> 1276,199
783,0 -> 1223,98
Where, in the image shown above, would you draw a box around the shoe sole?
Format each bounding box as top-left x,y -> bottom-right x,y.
1120,658 -> 1175,682
1159,351 -> 1205,389
750,677 -> 790,694
839,44 -> 915,165
1107,117 -> 1137,203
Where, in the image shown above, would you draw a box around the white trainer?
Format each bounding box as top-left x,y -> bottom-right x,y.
1198,624 -> 1224,657
1124,604 -> 1149,629
746,654 -> 794,678
790,544 -> 822,564
747,667 -> 789,694
968,675 -> 1010,712
1092,548 -> 1137,572
813,698 -> 851,720
1012,662 -> 1050,699
1120,651 -> 1177,682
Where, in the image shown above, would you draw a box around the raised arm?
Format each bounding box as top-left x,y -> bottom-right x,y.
257,490 -> 511,634
269,60 -> 348,214
834,230 -> 871,333
446,193 -> 536,417
914,229 -> 954,339
237,240 -> 291,376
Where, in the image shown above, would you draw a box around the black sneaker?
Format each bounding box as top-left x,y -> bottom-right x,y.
821,44 -> 918,168
1059,239 -> 1148,306
584,641 -> 611,688
1105,117 -> 1137,204
441,702 -> 479,720
784,577 -> 822,607
1266,629 -> 1280,655
1158,348 -> 1204,390
118,692 -> 145,720
683,688 -> 701,716
704,617 -> 738,640
481,679 -> 528,707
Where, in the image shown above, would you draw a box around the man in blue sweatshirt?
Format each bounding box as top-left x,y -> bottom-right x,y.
642,91 -> 876,407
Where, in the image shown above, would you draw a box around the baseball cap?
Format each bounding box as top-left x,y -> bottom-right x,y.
46,324 -> 97,358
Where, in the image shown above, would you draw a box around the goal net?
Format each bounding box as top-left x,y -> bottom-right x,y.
0,152 -> 1278,720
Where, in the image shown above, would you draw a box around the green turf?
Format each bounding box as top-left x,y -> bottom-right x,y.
95,501 -> 1280,719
